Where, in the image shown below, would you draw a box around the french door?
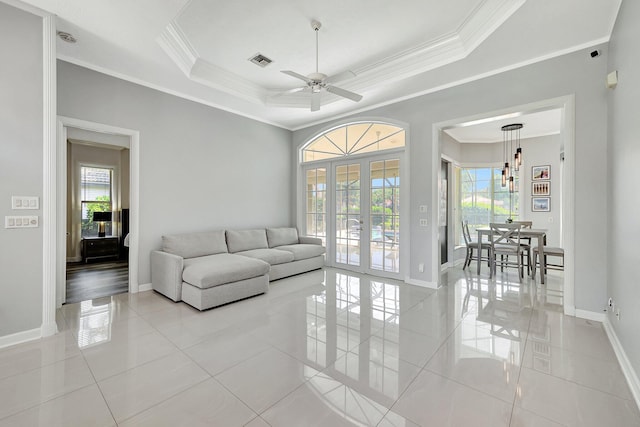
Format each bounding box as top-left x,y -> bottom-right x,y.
333,155 -> 401,277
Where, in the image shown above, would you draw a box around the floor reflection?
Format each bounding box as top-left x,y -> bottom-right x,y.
75,299 -> 113,348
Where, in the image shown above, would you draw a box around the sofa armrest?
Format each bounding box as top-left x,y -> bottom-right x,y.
151,250 -> 184,302
299,236 -> 323,245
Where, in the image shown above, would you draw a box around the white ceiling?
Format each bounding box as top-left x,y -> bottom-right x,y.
19,0 -> 621,130
444,108 -> 563,143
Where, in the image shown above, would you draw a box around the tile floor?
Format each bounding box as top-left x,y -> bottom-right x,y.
0,266 -> 638,426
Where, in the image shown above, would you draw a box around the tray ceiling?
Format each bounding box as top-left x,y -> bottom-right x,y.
18,0 -> 621,130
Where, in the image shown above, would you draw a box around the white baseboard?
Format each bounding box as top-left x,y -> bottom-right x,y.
0,328 -> 41,350
137,283 -> 152,292
603,317 -> 640,411
574,309 -> 606,322
405,277 -> 439,289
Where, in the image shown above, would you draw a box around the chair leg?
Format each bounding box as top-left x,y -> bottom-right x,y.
463,247 -> 471,270
532,251 -> 537,279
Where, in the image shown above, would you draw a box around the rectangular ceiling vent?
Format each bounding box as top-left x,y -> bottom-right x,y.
248,53 -> 273,68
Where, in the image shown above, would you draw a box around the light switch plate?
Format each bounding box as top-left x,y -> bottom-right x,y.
12,196 -> 39,210
419,205 -> 428,213
419,219 -> 428,226
5,216 -> 39,228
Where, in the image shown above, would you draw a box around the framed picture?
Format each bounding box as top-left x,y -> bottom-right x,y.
532,197 -> 550,212
532,181 -> 550,196
532,165 -> 550,181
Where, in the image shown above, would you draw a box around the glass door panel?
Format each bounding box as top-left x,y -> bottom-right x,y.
370,159 -> 400,273
305,168 -> 327,245
335,164 -> 361,267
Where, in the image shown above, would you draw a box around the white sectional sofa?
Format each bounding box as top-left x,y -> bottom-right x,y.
150,227 -> 325,310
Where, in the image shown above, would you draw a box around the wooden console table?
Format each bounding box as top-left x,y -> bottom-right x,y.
82,236 -> 119,263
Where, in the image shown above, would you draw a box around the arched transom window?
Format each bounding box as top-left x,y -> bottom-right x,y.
302,122 -> 405,162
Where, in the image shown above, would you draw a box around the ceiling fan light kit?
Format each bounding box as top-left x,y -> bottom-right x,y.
279,20 -> 363,112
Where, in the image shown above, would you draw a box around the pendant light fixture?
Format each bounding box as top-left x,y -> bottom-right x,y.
501,123 -> 523,193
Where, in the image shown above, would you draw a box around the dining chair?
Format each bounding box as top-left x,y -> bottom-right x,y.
511,220 -> 533,274
489,223 -> 524,282
531,246 -> 564,280
461,220 -> 490,271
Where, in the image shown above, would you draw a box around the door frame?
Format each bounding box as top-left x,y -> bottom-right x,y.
296,118 -> 410,281
331,153 -> 403,278
55,116 -> 140,307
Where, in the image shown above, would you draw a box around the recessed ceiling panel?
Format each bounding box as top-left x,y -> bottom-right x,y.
176,0 -> 482,88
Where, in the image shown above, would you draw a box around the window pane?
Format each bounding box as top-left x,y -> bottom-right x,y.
302,123 -> 405,163
459,167 -> 519,235
80,166 -> 113,237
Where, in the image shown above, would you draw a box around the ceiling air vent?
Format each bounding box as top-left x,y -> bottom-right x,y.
248,53 -> 273,68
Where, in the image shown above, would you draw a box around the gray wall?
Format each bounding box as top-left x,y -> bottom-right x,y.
0,3 -> 43,336
57,61 -> 293,285
293,46 -> 609,312
607,0 -> 640,381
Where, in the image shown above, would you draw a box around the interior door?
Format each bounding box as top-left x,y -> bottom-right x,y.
333,156 -> 401,277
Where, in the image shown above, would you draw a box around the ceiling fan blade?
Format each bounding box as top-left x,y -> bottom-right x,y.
324,70 -> 356,85
326,85 -> 363,102
281,70 -> 311,83
311,91 -> 321,112
270,86 -> 307,98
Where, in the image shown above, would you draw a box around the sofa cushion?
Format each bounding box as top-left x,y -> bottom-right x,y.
226,229 -> 268,253
182,253 -> 269,289
266,227 -> 299,248
236,248 -> 294,266
276,244 -> 326,261
162,230 -> 227,259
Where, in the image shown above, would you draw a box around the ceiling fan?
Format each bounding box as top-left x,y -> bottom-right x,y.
278,20 -> 363,112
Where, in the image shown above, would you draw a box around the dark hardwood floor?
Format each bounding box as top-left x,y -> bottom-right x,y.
65,260 -> 129,304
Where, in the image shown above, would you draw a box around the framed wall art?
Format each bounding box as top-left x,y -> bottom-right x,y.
532,197 -> 550,212
532,165 -> 550,181
532,181 -> 550,196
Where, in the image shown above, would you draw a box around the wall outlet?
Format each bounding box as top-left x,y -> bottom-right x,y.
616,308 -> 621,320
419,219 -> 428,227
419,205 -> 428,213
418,263 -> 424,273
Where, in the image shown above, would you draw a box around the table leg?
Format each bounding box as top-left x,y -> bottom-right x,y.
538,236 -> 546,284
477,232 -> 482,275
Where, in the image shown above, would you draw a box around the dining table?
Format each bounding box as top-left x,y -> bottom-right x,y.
476,227 -> 549,283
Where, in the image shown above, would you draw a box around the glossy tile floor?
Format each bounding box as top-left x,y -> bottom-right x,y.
0,266 -> 638,426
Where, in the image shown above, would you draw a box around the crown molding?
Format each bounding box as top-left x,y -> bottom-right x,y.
158,0 -> 525,110
156,21 -> 198,77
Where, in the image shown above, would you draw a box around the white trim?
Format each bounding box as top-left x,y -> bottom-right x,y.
404,277 -> 439,289
574,309 -> 606,323
0,328 -> 41,350
0,0 -> 51,16
138,283 -> 153,292
57,55 -> 288,131
295,117 -> 410,281
603,317 -> 640,410
41,14 -> 57,338
55,117 -> 141,308
290,38 -> 608,132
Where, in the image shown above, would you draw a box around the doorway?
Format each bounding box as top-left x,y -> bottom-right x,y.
432,95 -> 575,314
439,159 -> 449,267
56,116 -> 140,308
65,141 -> 130,303
299,120 -> 408,280
333,155 -> 401,275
